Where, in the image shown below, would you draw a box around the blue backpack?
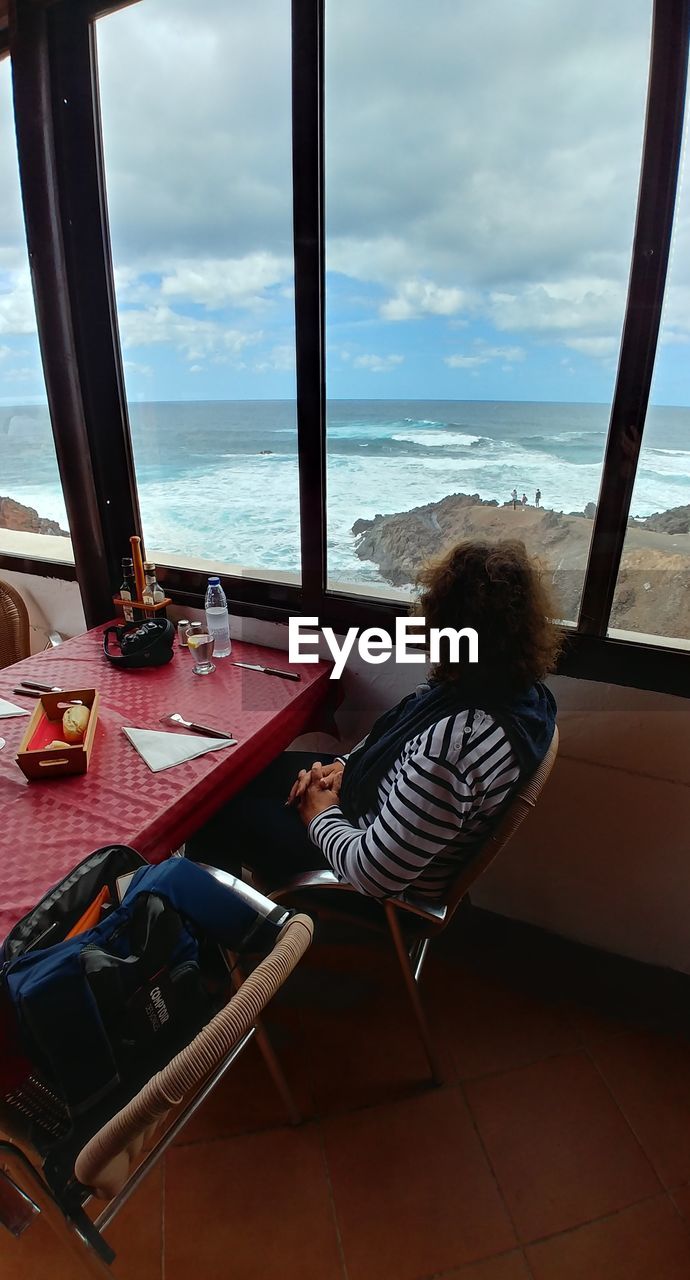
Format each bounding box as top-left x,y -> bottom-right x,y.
1,847 -> 289,1117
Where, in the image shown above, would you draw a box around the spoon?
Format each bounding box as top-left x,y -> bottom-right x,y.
159,713 -> 235,741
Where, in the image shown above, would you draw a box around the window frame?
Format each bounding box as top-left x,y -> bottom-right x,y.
4,0 -> 690,693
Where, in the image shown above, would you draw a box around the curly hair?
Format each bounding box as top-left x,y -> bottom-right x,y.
415,539 -> 563,693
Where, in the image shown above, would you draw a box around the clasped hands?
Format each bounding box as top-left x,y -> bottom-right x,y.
286,760 -> 344,825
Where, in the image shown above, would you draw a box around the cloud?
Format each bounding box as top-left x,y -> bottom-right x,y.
445,344 -> 526,368
3,0 -> 680,394
352,353 -> 404,372
160,253 -> 292,310
118,305 -> 261,361
380,280 -> 468,321
0,270 -> 39,337
253,344 -> 296,373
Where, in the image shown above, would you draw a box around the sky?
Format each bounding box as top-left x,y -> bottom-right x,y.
1,0 -> 689,407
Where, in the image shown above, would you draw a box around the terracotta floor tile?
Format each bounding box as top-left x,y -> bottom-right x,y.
296,945 -> 453,1113
590,1030 -> 690,1188
322,1085 -> 515,1280
173,1019 -> 313,1144
432,1250 -> 531,1279
0,1165 -> 162,1280
465,1051 -> 660,1241
427,958 -> 578,1080
165,1124 -> 342,1280
526,1195 -> 690,1280
671,1183 -> 690,1224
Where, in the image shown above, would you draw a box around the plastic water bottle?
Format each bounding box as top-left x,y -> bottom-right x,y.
205,577 -> 231,657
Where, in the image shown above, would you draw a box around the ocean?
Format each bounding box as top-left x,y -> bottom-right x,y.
2,399 -> 690,584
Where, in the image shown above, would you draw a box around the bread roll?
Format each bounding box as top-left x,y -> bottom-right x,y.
62,705 -> 90,743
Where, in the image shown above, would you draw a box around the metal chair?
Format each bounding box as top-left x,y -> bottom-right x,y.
268,727 -> 559,1086
0,578 -> 30,669
0,878 -> 314,1277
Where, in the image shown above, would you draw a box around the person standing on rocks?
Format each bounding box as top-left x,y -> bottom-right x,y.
535,488 -> 541,507
511,488 -> 518,510
521,493 -> 528,507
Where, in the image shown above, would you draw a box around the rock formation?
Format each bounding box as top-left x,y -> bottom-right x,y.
352,492 -> 690,639
0,496 -> 69,538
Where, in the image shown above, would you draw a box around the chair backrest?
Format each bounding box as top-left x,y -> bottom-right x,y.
73,913 -> 313,1200
0,579 -> 31,670
441,724 -> 560,924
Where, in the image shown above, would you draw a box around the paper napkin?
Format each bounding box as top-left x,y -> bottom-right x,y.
123,726 -> 236,773
0,698 -> 31,719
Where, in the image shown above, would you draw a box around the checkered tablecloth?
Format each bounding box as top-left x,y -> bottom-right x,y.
0,625 -> 332,938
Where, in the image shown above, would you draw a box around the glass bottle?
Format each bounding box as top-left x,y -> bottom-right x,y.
142,562 -> 166,617
119,556 -> 137,622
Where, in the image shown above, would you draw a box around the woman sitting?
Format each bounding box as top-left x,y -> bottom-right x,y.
187,540 -> 561,900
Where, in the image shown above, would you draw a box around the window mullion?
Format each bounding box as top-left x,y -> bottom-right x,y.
292,0 -> 327,611
577,0 -> 690,637
10,0 -> 114,625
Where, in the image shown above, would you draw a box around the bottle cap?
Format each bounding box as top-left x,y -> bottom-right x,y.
143,562 -> 155,572
208,576 -> 220,585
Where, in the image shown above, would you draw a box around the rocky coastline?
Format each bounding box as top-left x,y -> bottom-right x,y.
0,495 -> 69,538
352,493 -> 690,638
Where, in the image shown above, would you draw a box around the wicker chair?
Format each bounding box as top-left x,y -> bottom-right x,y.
0,578 -> 31,669
0,899 -> 314,1277
268,727 -> 559,1085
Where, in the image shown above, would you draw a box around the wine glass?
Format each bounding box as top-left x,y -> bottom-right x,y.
188,632 -> 215,675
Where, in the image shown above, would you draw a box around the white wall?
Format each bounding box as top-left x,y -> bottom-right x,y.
5,575 -> 690,973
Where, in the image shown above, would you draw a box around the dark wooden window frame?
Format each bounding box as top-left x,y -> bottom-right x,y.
4,0 -> 690,694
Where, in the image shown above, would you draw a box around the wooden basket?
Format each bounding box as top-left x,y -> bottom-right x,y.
16,689 -> 100,781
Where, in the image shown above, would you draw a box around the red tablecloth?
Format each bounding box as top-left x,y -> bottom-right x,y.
0,626 -> 332,939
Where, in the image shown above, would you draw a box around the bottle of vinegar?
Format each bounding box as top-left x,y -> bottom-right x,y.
205,576 -> 231,657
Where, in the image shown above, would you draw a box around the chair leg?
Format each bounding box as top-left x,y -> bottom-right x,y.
1,1148 -> 113,1279
408,937 -> 430,984
384,904 -> 444,1086
229,961 -> 303,1125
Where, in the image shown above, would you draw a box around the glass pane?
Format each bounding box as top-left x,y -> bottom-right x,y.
325,0 -> 652,621
0,60 -> 72,561
612,67 -> 690,647
96,0 -> 299,583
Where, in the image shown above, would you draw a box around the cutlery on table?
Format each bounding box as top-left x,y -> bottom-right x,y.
16,680 -> 62,691
231,662 -> 301,681
159,713 -> 236,741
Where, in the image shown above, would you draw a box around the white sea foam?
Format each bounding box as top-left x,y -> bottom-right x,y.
392,430 -> 483,448
7,403 -> 690,584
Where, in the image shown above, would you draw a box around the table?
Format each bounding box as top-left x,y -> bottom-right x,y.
0,625 -> 333,939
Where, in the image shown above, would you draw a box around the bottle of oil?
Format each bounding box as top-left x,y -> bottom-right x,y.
119,557 -> 137,622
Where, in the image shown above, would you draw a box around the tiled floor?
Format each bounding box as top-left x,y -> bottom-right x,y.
3,906 -> 690,1279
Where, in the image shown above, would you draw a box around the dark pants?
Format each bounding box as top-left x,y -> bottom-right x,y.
186,751 -> 335,889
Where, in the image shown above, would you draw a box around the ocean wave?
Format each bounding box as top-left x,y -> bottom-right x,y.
639,451 -> 690,481
392,430 -> 483,448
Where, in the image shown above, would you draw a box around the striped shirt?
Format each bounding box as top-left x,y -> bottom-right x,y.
308,709 -> 520,901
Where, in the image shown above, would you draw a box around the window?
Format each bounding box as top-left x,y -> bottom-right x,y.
611,65 -> 690,647
0,59 -> 72,562
96,0 -> 300,584
325,0 -> 652,625
6,0 -> 690,688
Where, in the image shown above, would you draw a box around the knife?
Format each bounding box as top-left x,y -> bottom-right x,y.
159,713 -> 236,740
231,662 -> 301,681
19,680 -> 63,693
